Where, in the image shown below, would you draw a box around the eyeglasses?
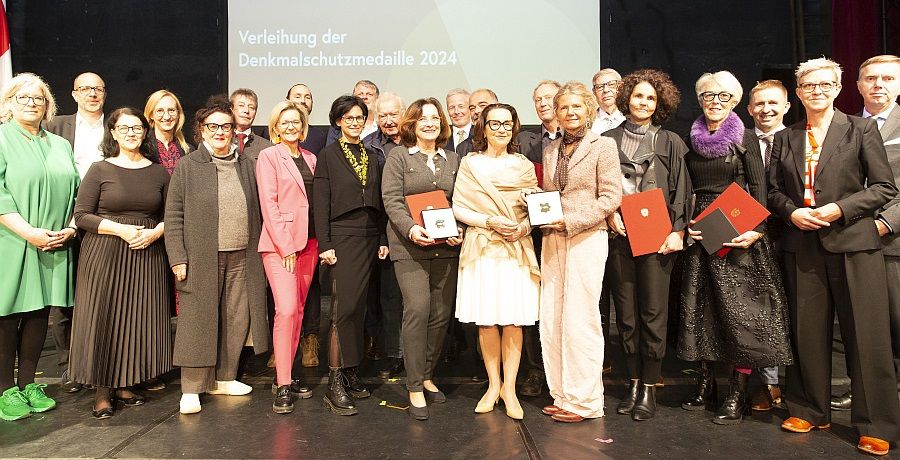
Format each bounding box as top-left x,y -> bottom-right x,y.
14,95 -> 46,106
699,91 -> 734,102
486,120 -> 514,131
204,122 -> 234,133
278,120 -> 303,128
799,81 -> 837,93
417,116 -> 441,125
377,113 -> 401,121
75,86 -> 105,95
154,108 -> 178,117
593,81 -> 620,91
115,125 -> 145,134
341,115 -> 366,125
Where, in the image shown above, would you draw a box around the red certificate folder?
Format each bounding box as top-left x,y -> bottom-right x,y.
405,190 -> 450,228
693,182 -> 770,234
620,188 -> 672,257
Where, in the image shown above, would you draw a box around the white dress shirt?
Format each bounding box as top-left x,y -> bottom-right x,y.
73,113 -> 105,179
452,123 -> 471,148
409,146 -> 447,173
754,124 -> 786,166
863,103 -> 897,130
591,108 -> 625,135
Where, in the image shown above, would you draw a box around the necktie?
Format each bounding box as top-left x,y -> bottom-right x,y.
456,129 -> 465,148
236,133 -> 247,154
759,134 -> 774,170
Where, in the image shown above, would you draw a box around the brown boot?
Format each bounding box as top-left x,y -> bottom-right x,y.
301,334 -> 319,368
750,384 -> 781,411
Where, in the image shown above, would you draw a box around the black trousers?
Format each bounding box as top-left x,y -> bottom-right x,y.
331,235 -> 379,368
784,231 -> 900,440
606,236 -> 673,382
395,258 -> 457,391
885,256 -> 900,383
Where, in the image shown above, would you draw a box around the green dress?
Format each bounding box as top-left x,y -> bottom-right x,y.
0,120 -> 79,316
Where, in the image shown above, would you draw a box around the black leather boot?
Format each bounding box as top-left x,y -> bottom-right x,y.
616,379 -> 641,415
632,384 -> 657,421
682,362 -> 717,411
323,367 -> 358,416
272,385 -> 294,414
343,367 -> 371,399
712,370 -> 750,425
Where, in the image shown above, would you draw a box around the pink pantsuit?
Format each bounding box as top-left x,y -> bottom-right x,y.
257,144 -> 317,386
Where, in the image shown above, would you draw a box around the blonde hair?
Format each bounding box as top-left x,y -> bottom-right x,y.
144,89 -> 189,151
795,57 -> 843,83
0,72 -> 57,124
695,71 -> 744,105
859,55 -> 900,76
748,79 -> 788,101
267,101 -> 308,143
553,81 -> 599,128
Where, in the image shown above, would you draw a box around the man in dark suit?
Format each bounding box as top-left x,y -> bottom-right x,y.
769,57 -> 900,456
445,88 -> 472,152
742,79 -> 791,411
831,54 -> 900,411
287,83 -> 327,155
454,88 -> 497,156
44,71 -> 107,393
229,88 -> 273,160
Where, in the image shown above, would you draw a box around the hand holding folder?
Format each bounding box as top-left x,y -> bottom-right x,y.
619,188 -> 673,257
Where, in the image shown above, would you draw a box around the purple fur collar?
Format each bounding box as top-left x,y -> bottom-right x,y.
690,111 -> 745,158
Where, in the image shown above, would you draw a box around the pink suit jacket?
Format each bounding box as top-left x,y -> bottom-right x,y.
256,143 -> 317,257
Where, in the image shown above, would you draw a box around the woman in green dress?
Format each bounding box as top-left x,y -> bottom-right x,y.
0,73 -> 79,422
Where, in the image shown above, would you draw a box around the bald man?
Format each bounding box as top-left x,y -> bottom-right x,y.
454,88 -> 498,156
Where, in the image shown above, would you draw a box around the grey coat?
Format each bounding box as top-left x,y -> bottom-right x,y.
382,145 -> 461,261
876,103 -> 900,256
165,144 -> 269,367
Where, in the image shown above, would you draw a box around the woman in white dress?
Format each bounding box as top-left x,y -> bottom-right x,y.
452,103 -> 540,420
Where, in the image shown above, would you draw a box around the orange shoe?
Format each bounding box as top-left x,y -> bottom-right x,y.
542,404 -> 562,415
858,436 -> 890,456
781,416 -> 831,433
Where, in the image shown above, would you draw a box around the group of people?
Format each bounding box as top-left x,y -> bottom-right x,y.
0,52 -> 898,456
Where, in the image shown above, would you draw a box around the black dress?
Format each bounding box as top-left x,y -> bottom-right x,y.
676,142 -> 792,368
70,161 -> 173,387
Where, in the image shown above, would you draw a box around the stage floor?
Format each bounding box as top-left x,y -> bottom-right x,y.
1,336 -> 866,459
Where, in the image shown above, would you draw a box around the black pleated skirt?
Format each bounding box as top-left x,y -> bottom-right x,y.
70,216 -> 173,387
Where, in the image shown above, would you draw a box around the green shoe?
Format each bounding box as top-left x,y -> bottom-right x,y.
0,387 -> 32,421
22,383 -> 56,413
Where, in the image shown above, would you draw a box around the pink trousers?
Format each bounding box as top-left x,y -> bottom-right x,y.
263,239 -> 318,386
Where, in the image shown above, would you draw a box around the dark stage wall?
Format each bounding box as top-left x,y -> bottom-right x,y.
10,1 -> 802,136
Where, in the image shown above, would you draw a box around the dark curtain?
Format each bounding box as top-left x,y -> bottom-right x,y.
831,0 -> 882,114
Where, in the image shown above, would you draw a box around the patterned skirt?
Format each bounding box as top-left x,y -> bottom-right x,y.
676,193 -> 793,368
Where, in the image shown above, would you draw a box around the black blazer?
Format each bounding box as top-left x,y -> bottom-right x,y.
445,127 -> 473,152
517,129 -> 543,163
44,114 -> 77,147
313,141 -> 386,252
768,110 -> 898,253
301,126 -> 327,155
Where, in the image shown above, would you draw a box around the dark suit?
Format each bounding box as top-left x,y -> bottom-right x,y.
44,114 -> 77,146
446,126 -> 472,152
301,126 -> 328,155
517,129 -> 543,164
234,132 -> 273,161
768,110 -> 900,440
455,138 -> 473,157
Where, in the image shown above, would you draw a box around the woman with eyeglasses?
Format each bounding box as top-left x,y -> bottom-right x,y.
68,108 -> 171,418
0,73 -> 78,422
256,101 -> 317,414
453,102 -> 540,420
538,82 -> 622,423
677,71 -> 791,425
143,90 -> 193,175
314,95 -> 389,416
165,95 -> 269,415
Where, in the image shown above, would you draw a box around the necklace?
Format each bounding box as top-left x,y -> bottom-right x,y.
339,137 -> 369,186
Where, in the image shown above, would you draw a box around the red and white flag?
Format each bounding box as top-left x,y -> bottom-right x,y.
0,0 -> 11,88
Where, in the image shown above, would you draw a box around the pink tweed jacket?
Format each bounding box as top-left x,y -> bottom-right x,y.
542,130 -> 623,236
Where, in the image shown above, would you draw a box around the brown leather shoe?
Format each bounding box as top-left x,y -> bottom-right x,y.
750,385 -> 782,411
541,404 -> 562,415
781,416 -> 830,433
551,409 -> 585,423
858,436 -> 890,456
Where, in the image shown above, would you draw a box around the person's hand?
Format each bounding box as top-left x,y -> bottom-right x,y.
118,224 -> 145,245
172,264 -> 187,282
282,252 -> 297,273
876,219 -> 891,237
658,231 -> 684,254
687,220 -> 702,241
409,225 -> 435,246
723,230 -> 762,249
378,245 -> 390,260
540,219 -> 566,233
24,227 -> 55,248
607,212 -> 626,236
487,216 -> 518,237
319,249 -> 337,265
790,208 -> 829,230
41,227 -> 77,251
810,203 -> 843,223
446,228 -> 464,246
128,228 -> 161,250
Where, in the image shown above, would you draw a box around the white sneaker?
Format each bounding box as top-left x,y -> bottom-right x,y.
179,393 -> 201,414
208,380 -> 253,396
